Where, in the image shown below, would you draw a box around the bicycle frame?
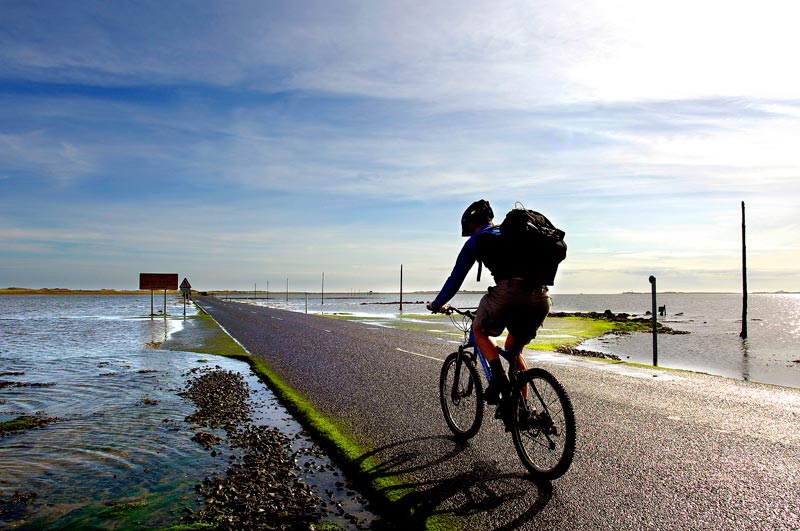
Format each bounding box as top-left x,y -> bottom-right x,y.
452,310 -> 522,388
440,306 -> 577,479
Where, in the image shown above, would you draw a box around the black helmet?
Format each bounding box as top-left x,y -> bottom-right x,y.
461,200 -> 493,236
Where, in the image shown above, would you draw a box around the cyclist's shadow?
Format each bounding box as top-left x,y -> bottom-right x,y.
355,435 -> 554,531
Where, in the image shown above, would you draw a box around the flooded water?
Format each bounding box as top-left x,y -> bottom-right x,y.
237,290 -> 800,388
2,291 -> 797,527
0,295 -> 377,529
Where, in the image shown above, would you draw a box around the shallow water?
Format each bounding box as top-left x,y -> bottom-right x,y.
241,291 -> 800,388
0,295 -> 377,529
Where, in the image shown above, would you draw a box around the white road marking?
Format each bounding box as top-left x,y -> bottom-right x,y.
396,347 -> 441,362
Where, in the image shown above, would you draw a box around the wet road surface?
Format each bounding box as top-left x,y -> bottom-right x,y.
197,298 -> 800,531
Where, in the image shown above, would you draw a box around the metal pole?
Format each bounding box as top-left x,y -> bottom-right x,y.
649,275 -> 658,367
151,289 -> 154,317
400,264 -> 403,313
740,201 -> 748,339
163,289 -> 167,316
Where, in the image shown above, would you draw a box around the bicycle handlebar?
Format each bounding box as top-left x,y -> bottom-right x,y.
431,305 -> 475,319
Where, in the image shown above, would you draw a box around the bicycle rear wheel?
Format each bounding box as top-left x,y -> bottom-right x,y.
511,368 -> 576,480
439,351 -> 484,440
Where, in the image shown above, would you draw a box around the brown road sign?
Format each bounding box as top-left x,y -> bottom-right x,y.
139,273 -> 179,290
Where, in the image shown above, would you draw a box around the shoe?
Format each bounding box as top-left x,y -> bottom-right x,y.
494,399 -> 515,432
484,373 -> 510,405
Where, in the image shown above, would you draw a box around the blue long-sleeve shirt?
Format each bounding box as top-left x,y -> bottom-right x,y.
431,224 -> 496,309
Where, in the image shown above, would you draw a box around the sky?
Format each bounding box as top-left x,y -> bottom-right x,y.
1,0 -> 799,294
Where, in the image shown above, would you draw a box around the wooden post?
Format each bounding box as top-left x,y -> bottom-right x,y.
649,275 -> 658,367
740,201 -> 748,339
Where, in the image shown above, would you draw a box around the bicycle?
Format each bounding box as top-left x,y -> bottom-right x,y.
438,307 -> 576,480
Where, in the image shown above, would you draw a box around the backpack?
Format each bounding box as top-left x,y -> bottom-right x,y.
476,205 -> 567,285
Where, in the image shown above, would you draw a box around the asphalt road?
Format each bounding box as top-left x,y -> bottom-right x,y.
196,298 -> 800,531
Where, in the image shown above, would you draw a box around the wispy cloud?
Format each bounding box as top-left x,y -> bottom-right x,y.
1,0 -> 798,292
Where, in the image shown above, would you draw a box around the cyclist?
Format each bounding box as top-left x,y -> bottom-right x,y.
427,199 -> 552,407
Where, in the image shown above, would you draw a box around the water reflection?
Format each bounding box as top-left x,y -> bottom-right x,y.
740,337 -> 751,382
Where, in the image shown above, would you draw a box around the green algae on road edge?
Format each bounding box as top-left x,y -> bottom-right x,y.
183,305 -> 464,531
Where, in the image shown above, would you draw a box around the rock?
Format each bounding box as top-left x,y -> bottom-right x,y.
180,368 -> 323,530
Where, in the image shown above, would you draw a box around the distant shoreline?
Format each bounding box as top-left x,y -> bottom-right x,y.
2,287 -> 797,296
0,288 -> 177,296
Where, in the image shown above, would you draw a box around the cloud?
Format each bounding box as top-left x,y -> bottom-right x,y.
4,0 -> 797,107
2,1 -> 799,292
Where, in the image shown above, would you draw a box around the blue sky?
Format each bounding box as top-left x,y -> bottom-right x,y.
1,0 -> 799,293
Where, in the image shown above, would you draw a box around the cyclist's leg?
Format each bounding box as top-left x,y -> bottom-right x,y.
506,285 -> 552,359
506,289 -> 551,399
473,324 -> 499,361
474,282 -> 514,362
475,283 -> 518,404
473,324 -> 509,404
504,334 -> 528,371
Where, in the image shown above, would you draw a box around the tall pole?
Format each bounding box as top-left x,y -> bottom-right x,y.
400,264 -> 404,313
740,201 -> 748,339
649,275 -> 658,367
322,272 -> 325,306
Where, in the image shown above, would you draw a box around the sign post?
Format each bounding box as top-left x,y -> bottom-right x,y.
139,273 -> 179,317
180,278 -> 192,316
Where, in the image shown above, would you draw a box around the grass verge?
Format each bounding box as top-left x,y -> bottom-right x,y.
166,307 -> 461,531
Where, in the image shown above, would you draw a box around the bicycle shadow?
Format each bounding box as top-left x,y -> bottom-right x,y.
355,434 -> 554,531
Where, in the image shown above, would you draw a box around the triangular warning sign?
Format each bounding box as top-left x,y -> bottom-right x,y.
180,278 -> 191,289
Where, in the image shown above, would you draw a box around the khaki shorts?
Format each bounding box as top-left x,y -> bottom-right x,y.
474,279 -> 552,344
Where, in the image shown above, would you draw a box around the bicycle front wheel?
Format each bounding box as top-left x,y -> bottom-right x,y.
511,368 -> 576,480
439,351 -> 484,440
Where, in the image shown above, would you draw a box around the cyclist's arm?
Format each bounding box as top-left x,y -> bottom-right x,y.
429,237 -> 477,311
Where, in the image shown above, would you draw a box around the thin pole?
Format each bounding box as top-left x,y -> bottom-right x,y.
740,201 -> 748,339
163,289 -> 167,316
151,289 -> 154,317
400,264 -> 403,313
649,275 -> 658,367
286,278 -> 289,302
322,272 -> 325,306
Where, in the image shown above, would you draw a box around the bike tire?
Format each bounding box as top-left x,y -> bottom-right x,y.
439,351 -> 484,440
510,367 -> 576,480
